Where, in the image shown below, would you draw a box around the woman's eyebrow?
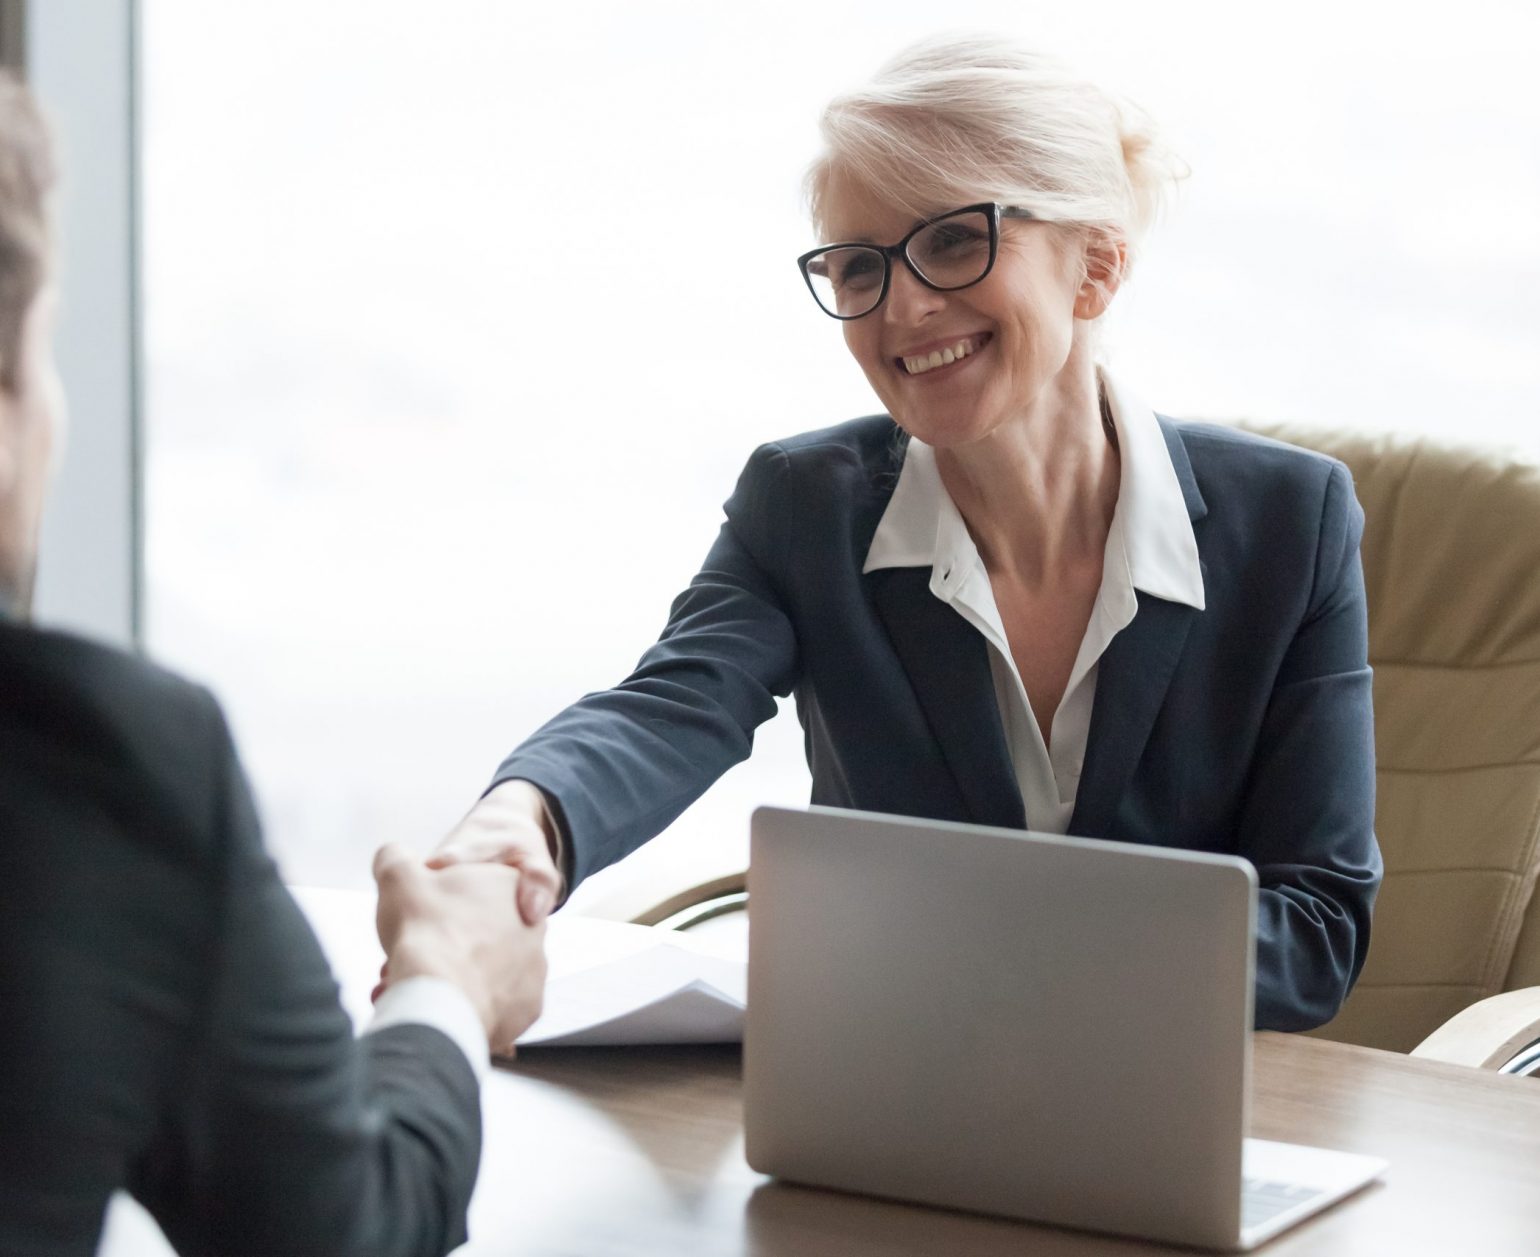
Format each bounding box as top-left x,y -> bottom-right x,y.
830,211 -> 948,246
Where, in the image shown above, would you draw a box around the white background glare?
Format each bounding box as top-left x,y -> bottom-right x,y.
142,0 -> 1540,913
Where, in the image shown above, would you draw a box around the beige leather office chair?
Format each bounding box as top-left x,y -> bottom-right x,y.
637,423 -> 1540,1072
1234,421 -> 1540,1071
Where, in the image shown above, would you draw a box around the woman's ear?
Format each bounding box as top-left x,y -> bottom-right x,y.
1074,232 -> 1128,321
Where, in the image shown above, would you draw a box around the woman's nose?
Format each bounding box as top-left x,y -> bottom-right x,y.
883,260 -> 946,325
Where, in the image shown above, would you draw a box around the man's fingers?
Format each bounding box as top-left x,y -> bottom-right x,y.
432,846 -> 554,924
374,845 -> 429,954
427,839 -> 513,869
372,842 -> 417,885
429,839 -> 554,874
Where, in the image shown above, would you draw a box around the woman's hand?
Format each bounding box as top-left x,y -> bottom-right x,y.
427,779 -> 564,926
373,843 -> 548,1054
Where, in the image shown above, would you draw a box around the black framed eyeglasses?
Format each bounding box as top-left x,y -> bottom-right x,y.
797,202 -> 1039,320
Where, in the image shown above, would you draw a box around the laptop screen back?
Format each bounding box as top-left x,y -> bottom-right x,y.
744,805 -> 1258,1248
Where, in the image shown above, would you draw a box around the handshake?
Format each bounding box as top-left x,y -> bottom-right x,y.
372,780 -> 562,1056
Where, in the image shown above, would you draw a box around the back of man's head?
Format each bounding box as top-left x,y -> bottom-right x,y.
0,72 -> 53,394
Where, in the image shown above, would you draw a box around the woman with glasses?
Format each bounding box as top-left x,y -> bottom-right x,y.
437,34 -> 1382,1033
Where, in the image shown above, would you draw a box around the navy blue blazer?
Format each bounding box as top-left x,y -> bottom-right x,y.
496,415 -> 1382,1032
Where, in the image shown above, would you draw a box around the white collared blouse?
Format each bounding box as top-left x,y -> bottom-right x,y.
861,369 -> 1207,834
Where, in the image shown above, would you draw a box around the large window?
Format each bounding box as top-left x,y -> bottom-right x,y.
142,1 -> 1540,911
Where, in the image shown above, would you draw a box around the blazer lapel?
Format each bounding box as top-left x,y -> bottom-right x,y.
1069,591 -> 1199,839
867,568 -> 1026,831
1070,421 -> 1208,840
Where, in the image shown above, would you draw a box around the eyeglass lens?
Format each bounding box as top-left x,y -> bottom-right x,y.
804,208 -> 995,318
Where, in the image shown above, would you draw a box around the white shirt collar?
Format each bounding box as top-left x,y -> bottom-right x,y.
862,368 -> 1206,612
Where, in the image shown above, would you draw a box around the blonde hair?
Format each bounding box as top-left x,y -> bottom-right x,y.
0,71 -> 54,393
806,34 -> 1184,280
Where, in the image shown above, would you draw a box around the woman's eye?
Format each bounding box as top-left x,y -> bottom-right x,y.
926,224 -> 986,254
833,253 -> 883,290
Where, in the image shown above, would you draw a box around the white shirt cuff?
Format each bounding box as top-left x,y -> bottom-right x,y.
365,975 -> 490,1083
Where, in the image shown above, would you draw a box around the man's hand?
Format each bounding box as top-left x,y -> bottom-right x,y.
428,779 -> 563,926
373,844 -> 548,1054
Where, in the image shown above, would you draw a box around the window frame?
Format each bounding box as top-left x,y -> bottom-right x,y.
20,0 -> 142,647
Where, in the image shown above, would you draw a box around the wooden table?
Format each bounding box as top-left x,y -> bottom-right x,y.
100,889 -> 1540,1255
466,1033 -> 1540,1255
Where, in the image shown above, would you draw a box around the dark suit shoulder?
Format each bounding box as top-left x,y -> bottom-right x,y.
727,416 -> 902,564
0,620 -> 220,722
1165,416 -> 1358,545
1164,418 -> 1363,630
0,622 -> 231,863
763,413 -> 901,464
1168,417 -> 1347,497
0,627 -> 239,1247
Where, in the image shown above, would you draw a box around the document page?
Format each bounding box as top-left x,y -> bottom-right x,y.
518,933 -> 746,1048
291,886 -> 749,1049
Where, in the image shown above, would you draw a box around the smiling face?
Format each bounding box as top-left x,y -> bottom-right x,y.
821,174 -> 1103,451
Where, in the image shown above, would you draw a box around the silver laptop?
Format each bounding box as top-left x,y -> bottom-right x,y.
743,806 -> 1386,1251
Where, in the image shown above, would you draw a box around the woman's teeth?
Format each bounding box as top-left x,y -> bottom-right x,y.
903,336 -> 980,376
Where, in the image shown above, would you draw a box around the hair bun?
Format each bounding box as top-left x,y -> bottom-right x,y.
807,34 -> 1185,279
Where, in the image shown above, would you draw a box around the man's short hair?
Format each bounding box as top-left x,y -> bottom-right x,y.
0,72 -> 54,392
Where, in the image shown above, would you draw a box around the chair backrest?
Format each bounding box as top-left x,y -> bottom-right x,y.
1233,420 -> 1540,1052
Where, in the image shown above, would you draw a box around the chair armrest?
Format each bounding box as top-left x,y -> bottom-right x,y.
631,872 -> 748,927
1412,988 -> 1540,1070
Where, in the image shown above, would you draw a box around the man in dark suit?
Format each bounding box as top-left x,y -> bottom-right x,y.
0,74 -> 545,1256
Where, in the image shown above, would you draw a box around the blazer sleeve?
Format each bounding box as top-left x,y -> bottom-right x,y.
492,442 -> 800,887
1240,461 -> 1383,1031
134,695 -> 482,1257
